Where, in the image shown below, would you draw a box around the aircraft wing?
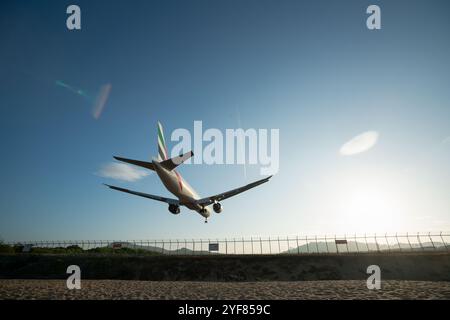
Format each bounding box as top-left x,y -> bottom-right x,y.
104,184 -> 179,205
195,176 -> 272,206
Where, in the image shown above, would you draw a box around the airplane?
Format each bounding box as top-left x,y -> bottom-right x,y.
104,122 -> 272,223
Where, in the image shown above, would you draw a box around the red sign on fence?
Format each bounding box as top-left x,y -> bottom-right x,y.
112,243 -> 122,249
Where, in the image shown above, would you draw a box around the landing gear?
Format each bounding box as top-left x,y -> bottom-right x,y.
204,218 -> 208,223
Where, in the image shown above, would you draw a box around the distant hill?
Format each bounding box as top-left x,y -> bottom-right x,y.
107,241 -> 213,255
283,240 -> 447,254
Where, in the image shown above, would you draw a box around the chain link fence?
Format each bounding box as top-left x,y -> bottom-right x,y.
4,232 -> 449,255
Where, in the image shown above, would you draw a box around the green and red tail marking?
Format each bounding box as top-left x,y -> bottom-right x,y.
158,121 -> 182,191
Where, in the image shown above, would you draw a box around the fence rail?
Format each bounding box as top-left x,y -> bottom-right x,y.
4,232 -> 450,255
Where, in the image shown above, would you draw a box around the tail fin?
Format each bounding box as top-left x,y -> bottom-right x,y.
157,121 -> 169,161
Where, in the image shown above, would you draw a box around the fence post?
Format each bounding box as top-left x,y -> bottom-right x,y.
375,234 -> 380,252
277,236 -> 281,254
395,233 -> 401,252
428,232 -> 436,250
440,232 -> 448,252
305,236 -> 309,253
296,236 -> 300,255
315,236 -> 319,253
406,232 -> 412,251
242,237 -> 245,254
233,238 -> 236,255
335,235 -> 339,254
385,233 -> 391,252
354,234 -> 359,253
268,237 -> 272,254
192,239 -> 195,255
417,232 -> 424,251
251,237 -> 254,255
287,236 -> 290,254
225,238 -> 228,255
325,235 -> 329,253
260,237 -> 263,255
345,234 -> 349,253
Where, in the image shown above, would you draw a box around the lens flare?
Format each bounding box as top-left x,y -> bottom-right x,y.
56,80 -> 111,119
339,131 -> 379,156
55,80 -> 90,99
92,84 -> 111,119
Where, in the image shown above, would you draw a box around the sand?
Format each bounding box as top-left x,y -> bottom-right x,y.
1,279 -> 449,300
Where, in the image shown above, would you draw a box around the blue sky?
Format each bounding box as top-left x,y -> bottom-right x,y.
1,0 -> 450,241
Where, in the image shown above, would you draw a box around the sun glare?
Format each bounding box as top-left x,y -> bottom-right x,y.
333,172 -> 408,233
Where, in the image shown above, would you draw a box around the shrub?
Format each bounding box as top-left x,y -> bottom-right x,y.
0,244 -> 14,254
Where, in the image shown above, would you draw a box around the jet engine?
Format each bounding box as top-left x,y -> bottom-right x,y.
168,204 -> 180,214
213,202 -> 223,213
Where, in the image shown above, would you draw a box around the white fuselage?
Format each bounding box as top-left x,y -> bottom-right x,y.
152,160 -> 211,218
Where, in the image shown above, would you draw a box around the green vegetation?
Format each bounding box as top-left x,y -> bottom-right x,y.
0,244 -> 15,254
86,246 -> 161,255
30,245 -> 84,254
0,243 -> 162,255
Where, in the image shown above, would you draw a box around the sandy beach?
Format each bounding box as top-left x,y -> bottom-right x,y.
1,279 -> 449,300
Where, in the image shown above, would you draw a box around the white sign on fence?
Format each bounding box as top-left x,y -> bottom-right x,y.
209,243 -> 219,251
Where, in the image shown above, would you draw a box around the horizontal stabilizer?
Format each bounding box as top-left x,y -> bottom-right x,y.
113,156 -> 155,171
159,151 -> 193,171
